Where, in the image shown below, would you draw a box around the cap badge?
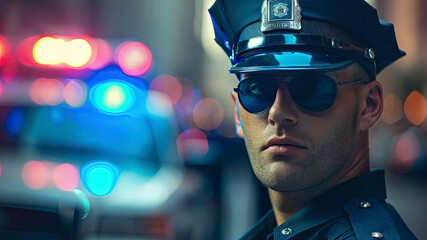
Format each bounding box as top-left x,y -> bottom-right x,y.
273,3 -> 289,18
261,0 -> 302,32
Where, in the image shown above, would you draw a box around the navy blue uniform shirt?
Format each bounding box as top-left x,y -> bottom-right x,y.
239,170 -> 417,240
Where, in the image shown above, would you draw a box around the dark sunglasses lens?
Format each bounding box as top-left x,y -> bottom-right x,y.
238,78 -> 277,114
288,75 -> 337,111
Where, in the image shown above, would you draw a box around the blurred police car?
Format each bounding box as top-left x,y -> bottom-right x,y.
0,60 -> 190,239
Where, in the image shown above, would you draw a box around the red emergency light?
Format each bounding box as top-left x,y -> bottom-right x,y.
0,34 -> 11,65
14,35 -> 152,77
16,34 -> 96,69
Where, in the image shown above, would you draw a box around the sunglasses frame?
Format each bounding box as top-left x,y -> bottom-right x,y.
233,75 -> 366,114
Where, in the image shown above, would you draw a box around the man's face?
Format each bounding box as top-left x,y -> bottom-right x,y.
234,64 -> 367,193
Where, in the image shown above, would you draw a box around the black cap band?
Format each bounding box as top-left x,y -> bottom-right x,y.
230,34 -> 376,80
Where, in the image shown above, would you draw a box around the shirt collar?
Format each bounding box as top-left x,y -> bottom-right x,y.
239,169 -> 387,240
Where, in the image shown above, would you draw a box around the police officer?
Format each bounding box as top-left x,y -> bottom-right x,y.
209,0 -> 417,239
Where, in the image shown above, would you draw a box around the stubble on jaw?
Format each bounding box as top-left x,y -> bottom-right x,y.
243,100 -> 360,194
271,104 -> 361,219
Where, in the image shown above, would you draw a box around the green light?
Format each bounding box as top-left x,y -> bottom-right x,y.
91,81 -> 136,114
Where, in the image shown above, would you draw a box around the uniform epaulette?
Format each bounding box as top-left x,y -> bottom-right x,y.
344,198 -> 415,240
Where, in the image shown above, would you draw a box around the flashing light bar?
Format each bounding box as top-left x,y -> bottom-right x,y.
33,36 -> 93,68
11,34 -> 152,76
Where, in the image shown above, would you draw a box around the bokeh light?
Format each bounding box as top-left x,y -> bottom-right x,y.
179,86 -> 202,114
146,90 -> 174,117
193,98 -> 224,130
52,163 -> 79,191
382,93 -> 403,124
0,34 -> 10,65
176,86 -> 203,126
394,131 -> 420,173
81,161 -> 119,196
32,36 -> 93,68
116,41 -> 152,76
16,35 -> 40,66
22,161 -> 50,190
91,81 -> 136,114
33,36 -> 64,65
149,74 -> 182,104
176,128 -> 209,161
104,86 -> 126,108
404,90 -> 427,126
0,39 -> 4,64
89,38 -> 113,70
29,78 -> 64,105
63,38 -> 93,68
4,107 -> 26,137
63,79 -> 87,107
0,56 -> 18,84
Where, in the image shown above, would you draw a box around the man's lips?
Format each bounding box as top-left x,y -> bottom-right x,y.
262,137 -> 306,155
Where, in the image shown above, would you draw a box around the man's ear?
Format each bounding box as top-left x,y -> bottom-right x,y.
359,81 -> 383,131
230,90 -> 245,138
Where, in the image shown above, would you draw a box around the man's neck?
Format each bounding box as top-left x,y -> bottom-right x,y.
269,185 -> 324,225
269,134 -> 371,226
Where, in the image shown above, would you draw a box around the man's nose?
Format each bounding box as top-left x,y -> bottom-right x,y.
267,84 -> 298,126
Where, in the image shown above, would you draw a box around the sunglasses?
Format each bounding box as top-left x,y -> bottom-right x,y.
233,75 -> 366,114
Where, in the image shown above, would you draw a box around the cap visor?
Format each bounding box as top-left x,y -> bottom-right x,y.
229,51 -> 355,73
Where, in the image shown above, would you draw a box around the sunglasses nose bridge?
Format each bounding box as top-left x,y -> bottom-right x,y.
275,83 -> 295,107
267,82 -> 298,125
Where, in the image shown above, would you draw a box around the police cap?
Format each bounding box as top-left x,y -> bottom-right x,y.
209,0 -> 405,80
